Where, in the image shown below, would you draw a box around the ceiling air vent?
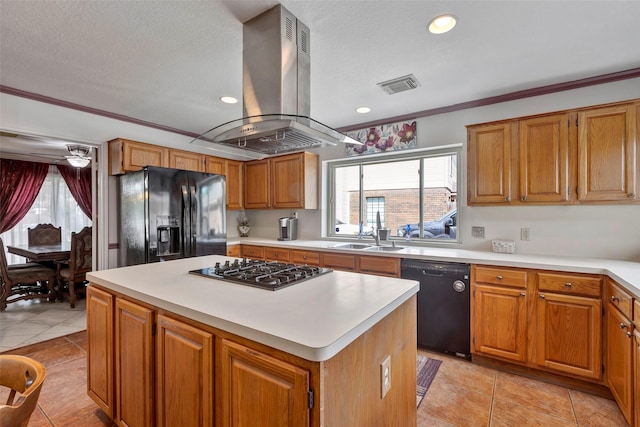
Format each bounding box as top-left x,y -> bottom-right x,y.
377,74 -> 420,95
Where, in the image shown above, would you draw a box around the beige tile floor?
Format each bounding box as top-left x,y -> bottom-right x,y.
0,299 -> 630,426
0,297 -> 86,352
418,349 -> 630,427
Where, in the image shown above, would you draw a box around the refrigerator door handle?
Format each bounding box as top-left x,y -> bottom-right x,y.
182,185 -> 191,256
190,186 -> 198,253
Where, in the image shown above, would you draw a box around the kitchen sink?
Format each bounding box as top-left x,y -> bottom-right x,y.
331,243 -> 372,249
364,245 -> 404,252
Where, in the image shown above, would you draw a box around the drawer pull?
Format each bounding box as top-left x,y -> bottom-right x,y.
620,323 -> 628,330
610,295 -> 619,302
539,294 -> 545,300
505,196 -> 511,202
496,275 -> 503,280
520,292 -> 525,297
627,332 -> 633,338
629,193 -> 636,198
564,282 -> 572,288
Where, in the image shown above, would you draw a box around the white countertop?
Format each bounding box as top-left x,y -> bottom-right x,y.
87,255 -> 419,362
229,238 -> 640,297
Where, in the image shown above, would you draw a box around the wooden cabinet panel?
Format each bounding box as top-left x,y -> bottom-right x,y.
473,266 -> 527,288
290,250 -> 320,266
169,150 -> 205,172
321,253 -> 356,271
472,284 -> 528,362
357,255 -> 400,277
109,138 -> 169,175
86,286 -> 114,417
219,339 -> 310,427
519,114 -> 570,202
244,159 -> 270,208
115,298 -> 154,427
606,277 -> 633,319
606,303 -> 634,425
467,122 -> 515,204
535,292 -> 602,379
537,271 -> 601,297
225,160 -> 243,210
205,156 -> 226,175
578,103 -> 637,202
270,152 -> 318,209
226,245 -> 241,257
264,247 -> 291,262
241,245 -> 265,259
634,328 -> 640,427
156,314 -> 214,427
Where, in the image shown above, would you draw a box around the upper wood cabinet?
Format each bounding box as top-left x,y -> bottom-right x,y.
169,149 -> 205,172
577,103 -> 637,202
206,157 -> 243,210
467,99 -> 638,206
244,152 -> 319,209
109,138 -> 168,175
467,122 -> 515,204
519,113 -> 570,203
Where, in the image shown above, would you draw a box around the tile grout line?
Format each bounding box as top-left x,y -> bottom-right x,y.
487,371 -> 497,426
567,389 -> 580,427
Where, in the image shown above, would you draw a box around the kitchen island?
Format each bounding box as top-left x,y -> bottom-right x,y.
86,255 -> 419,427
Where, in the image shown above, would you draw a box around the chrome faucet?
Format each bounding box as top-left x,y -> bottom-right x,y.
371,228 -> 380,246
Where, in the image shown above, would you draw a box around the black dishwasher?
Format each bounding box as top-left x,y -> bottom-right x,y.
401,259 -> 471,359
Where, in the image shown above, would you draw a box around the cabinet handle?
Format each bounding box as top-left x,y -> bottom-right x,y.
629,193 -> 636,198
611,295 -> 619,302
496,275 -> 503,280
520,292 -> 526,297
539,294 -> 545,300
565,282 -> 572,288
620,323 -> 628,330
521,196 -> 527,201
505,196 -> 511,202
627,332 -> 633,338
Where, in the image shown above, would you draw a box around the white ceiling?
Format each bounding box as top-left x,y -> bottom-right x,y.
1,0 -> 639,161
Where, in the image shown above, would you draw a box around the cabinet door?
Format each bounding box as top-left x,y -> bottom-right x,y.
205,156 -> 226,175
156,314 -> 214,427
577,104 -> 637,201
219,339 -> 310,427
110,138 -> 169,175
357,255 -> 400,277
271,153 -> 306,208
244,159 -> 270,208
87,286 -> 114,417
606,304 -> 634,425
225,160 -> 244,210
519,114 -> 570,203
472,284 -> 527,362
321,253 -> 356,271
634,328 -> 640,427
169,150 -> 205,172
467,122 -> 515,204
241,245 -> 264,259
264,247 -> 291,262
535,292 -> 601,379
115,298 -> 155,427
291,250 -> 320,266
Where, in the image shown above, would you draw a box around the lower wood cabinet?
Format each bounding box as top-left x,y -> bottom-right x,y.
320,252 -> 356,272
634,326 -> 640,427
264,247 -> 290,262
290,250 -> 320,266
86,286 -> 114,417
219,339 -> 310,427
357,255 -> 400,277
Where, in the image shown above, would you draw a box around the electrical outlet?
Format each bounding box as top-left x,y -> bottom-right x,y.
291,211 -> 298,219
521,228 -> 530,241
471,226 -> 485,239
380,355 -> 391,398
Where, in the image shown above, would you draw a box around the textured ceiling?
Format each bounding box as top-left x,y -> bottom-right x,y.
1,0 -> 639,159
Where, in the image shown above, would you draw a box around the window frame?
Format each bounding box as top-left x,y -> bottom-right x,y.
326,144 -> 462,244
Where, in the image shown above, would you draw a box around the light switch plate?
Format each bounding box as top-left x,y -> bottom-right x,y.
380,355 -> 391,398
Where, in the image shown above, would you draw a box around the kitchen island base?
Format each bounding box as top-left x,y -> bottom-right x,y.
87,285 -> 417,427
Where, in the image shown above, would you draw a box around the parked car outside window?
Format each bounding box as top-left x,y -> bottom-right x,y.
396,209 -> 456,239
335,220 -> 373,236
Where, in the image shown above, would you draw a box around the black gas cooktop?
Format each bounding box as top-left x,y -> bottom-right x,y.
189,258 -> 332,291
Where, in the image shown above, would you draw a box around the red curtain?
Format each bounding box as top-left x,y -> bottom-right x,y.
0,159 -> 49,233
57,165 -> 92,219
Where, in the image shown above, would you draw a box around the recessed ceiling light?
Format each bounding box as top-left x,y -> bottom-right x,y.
220,96 -> 238,104
428,14 -> 457,34
356,106 -> 371,114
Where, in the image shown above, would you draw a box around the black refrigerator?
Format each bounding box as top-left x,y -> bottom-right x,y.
119,166 -> 226,266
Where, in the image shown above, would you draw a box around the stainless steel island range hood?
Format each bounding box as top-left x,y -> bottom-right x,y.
191,4 -> 359,159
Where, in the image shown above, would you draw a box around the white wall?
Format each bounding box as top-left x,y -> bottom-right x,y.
2,78 -> 640,264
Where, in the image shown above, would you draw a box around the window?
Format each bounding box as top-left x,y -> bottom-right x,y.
1,166 -> 92,264
328,146 -> 460,242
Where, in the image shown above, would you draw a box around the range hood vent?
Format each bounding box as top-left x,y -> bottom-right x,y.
191,4 -> 359,159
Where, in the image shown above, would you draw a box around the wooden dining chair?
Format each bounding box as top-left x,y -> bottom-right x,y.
57,226 -> 92,308
0,355 -> 46,427
27,223 -> 62,246
0,238 -> 57,311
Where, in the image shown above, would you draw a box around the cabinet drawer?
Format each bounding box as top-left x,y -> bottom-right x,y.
473,266 -> 527,288
606,278 -> 633,319
321,253 -> 356,271
226,245 -> 241,257
241,245 -> 265,260
635,300 -> 640,325
290,250 -> 320,266
357,256 -> 400,278
264,247 -> 290,262
537,272 -> 601,297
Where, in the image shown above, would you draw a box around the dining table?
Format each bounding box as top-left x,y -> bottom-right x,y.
7,241 -> 72,263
